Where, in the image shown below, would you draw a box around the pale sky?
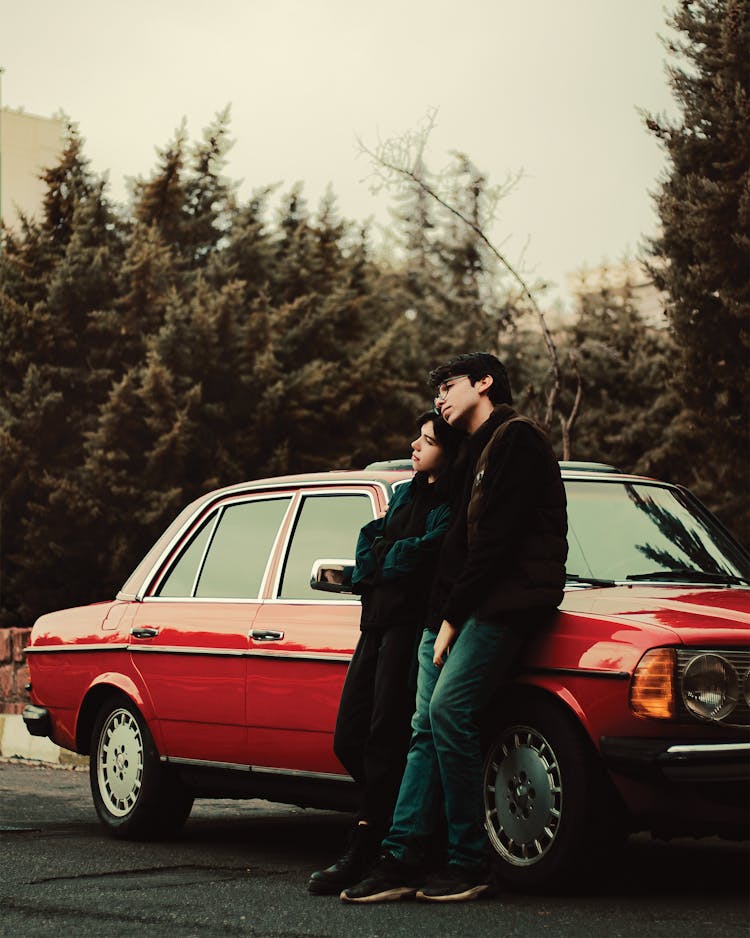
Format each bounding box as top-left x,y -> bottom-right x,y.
2,0 -> 678,309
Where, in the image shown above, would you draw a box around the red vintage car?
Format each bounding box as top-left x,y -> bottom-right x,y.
23,463 -> 750,889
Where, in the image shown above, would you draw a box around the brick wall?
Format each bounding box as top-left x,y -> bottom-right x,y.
0,628 -> 32,714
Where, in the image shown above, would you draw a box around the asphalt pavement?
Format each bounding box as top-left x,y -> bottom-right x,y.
0,759 -> 748,938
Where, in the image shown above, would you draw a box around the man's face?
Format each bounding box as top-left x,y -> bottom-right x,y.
434,373 -> 483,428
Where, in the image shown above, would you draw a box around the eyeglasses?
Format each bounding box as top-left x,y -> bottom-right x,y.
433,374 -> 471,402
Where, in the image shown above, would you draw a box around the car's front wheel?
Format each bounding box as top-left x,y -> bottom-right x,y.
483,697 -> 621,891
90,695 -> 193,839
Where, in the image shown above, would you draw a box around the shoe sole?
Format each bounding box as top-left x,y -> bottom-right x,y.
340,886 -> 417,903
416,883 -> 492,902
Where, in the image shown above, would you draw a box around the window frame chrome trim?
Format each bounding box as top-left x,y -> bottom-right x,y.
144,492 -> 295,602
190,509 -> 222,597
135,480 -> 392,602
271,487 -> 380,602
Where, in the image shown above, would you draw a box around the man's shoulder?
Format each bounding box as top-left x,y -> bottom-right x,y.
482,414 -> 560,479
487,411 -> 548,451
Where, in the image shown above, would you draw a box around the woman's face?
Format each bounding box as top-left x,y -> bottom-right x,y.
411,420 -> 446,481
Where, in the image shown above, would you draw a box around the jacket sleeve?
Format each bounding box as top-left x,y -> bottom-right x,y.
351,483 -> 411,589
378,503 -> 451,581
441,423 -> 546,628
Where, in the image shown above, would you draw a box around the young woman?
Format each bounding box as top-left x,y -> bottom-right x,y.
308,412 -> 463,896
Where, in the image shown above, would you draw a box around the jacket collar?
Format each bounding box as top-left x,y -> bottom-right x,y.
469,403 -> 519,454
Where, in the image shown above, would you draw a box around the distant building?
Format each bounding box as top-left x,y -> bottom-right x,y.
1,107 -> 65,230
565,259 -> 668,328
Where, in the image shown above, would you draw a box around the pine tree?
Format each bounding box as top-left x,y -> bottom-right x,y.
132,109 -> 236,275
0,128 -> 125,625
645,0 -> 750,538
557,276 -> 679,473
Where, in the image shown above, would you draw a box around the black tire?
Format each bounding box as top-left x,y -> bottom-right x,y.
89,695 -> 193,840
482,697 -> 621,892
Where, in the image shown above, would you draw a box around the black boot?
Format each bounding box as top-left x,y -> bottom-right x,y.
308,824 -> 378,895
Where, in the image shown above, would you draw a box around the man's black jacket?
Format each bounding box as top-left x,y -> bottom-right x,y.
426,404 -> 568,630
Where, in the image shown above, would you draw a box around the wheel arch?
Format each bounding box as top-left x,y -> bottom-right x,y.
76,675 -> 159,755
481,679 -> 604,767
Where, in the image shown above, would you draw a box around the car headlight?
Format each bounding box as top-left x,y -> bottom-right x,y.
630,648 -> 677,719
681,653 -> 738,722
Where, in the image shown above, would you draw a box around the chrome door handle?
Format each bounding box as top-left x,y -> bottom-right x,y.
250,629 -> 284,641
130,626 -> 159,639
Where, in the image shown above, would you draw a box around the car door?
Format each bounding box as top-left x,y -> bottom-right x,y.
130,493 -> 293,764
245,486 -> 385,775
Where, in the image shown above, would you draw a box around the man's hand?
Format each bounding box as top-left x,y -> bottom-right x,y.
433,620 -> 458,668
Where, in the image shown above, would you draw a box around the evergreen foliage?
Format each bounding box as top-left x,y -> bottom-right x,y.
2,42 -> 747,627
557,277 -> 680,476
645,0 -> 750,538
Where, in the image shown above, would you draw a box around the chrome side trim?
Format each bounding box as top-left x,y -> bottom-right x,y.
525,665 -> 630,681
246,649 -> 351,663
128,646 -> 246,657
25,644 -> 130,654
25,644 -> 351,661
666,743 -> 750,755
162,754 -> 352,783
162,756 -> 251,771
249,764 -> 352,782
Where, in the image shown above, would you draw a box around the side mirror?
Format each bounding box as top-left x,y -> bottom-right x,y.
310,559 -> 354,594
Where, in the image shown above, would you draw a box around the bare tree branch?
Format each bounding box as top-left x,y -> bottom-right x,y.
359,123 -> 562,431
558,355 -> 582,460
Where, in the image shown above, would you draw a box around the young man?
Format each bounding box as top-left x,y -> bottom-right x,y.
341,352 -> 568,904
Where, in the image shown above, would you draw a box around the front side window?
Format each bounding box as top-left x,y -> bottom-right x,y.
279,492 -> 374,600
156,496 -> 291,599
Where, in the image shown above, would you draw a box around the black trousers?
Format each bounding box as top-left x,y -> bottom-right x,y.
333,626 -> 420,837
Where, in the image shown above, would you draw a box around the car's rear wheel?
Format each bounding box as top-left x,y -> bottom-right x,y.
90,695 -> 193,839
483,698 -> 620,891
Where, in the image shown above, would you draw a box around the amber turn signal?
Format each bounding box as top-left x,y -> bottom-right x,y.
630,648 -> 677,719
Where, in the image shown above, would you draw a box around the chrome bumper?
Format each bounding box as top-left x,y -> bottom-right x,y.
22,704 -> 52,739
600,737 -> 750,781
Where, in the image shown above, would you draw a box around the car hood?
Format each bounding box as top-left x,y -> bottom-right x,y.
526,586 -> 750,675
562,585 -> 750,641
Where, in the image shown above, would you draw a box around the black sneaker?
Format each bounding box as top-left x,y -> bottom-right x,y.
340,853 -> 422,903
415,864 -> 495,902
308,825 -> 378,895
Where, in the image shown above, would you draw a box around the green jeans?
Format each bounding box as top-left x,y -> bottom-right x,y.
382,616 -> 527,869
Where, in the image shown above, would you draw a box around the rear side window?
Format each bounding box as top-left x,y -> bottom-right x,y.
279,492 -> 374,600
157,515 -> 214,597
156,497 -> 291,599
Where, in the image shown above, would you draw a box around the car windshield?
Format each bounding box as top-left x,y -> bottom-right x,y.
565,480 -> 750,586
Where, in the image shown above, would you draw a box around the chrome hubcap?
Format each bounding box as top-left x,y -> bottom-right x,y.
484,725 -> 562,866
97,708 -> 144,817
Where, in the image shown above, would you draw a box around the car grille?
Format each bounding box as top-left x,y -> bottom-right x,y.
676,648 -> 750,727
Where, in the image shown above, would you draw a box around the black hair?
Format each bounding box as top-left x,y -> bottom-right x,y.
414,410 -> 465,500
428,351 -> 513,406
415,410 -> 463,459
